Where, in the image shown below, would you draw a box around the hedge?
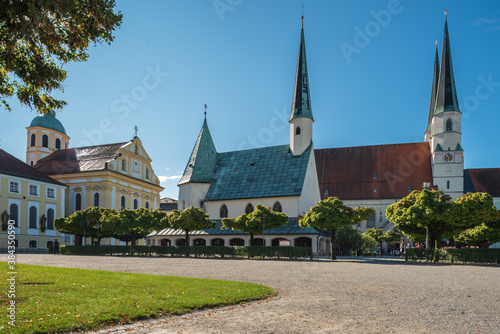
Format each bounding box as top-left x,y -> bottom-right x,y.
59,245 -> 312,260
406,248 -> 500,264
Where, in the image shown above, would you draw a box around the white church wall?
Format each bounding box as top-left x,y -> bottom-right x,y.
178,183 -> 211,210
298,148 -> 321,215
204,196 -> 301,219
342,199 -> 399,233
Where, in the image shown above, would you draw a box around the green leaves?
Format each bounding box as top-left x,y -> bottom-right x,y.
221,204 -> 288,237
1,0 -> 122,113
168,206 -> 216,243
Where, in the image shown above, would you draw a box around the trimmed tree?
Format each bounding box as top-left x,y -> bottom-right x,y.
169,206 -> 216,246
364,228 -> 384,257
55,207 -> 114,245
221,204 -> 288,245
107,208 -> 163,245
299,197 -> 374,260
335,226 -> 363,255
1,0 -> 122,114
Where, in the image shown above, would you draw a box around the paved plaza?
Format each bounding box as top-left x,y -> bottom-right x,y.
3,255 -> 500,333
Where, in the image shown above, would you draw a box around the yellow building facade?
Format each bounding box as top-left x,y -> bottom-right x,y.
0,149 -> 67,250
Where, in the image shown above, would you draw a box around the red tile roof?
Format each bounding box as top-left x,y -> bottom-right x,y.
0,149 -> 66,186
465,168 -> 500,197
315,142 -> 433,200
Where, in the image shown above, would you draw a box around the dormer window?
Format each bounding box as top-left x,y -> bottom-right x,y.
295,127 -> 301,135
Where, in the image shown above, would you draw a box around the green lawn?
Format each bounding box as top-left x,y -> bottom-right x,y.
1,264 -> 276,334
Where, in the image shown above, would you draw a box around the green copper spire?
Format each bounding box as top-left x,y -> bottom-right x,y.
434,14 -> 461,114
426,43 -> 440,133
178,114 -> 217,185
289,17 -> 314,122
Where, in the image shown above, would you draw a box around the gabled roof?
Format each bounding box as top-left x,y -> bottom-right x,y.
289,19 -> 314,122
34,142 -> 128,175
435,16 -> 461,114
464,168 -> 500,197
0,149 -> 65,187
178,117 -> 217,185
315,142 -> 433,200
204,144 -> 312,201
426,44 -> 440,133
149,218 -> 329,237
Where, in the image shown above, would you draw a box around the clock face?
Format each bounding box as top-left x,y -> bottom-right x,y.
443,153 -> 455,163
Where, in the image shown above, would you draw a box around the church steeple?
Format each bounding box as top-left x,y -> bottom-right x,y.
425,43 -> 440,142
289,16 -> 314,157
178,115 -> 217,185
289,17 -> 314,122
434,14 -> 460,114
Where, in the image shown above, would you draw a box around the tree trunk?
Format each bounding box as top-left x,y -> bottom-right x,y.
131,232 -> 136,246
185,231 -> 190,246
331,229 -> 336,260
433,239 -> 439,263
379,241 -> 383,257
250,233 -> 254,246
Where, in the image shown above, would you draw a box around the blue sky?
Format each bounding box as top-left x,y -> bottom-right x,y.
2,0 -> 500,199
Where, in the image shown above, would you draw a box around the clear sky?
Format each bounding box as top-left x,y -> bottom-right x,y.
2,0 -> 500,199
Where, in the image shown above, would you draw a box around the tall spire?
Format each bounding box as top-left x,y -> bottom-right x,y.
434,13 -> 461,114
426,42 -> 440,133
289,16 -> 314,122
178,114 -> 217,185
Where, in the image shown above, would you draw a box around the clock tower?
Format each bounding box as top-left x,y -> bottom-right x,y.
427,14 -> 464,198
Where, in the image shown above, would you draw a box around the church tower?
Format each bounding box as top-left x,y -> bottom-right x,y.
289,17 -> 314,156
177,112 -> 217,211
26,112 -> 70,166
429,14 -> 464,198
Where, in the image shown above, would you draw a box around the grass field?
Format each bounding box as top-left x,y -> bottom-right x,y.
1,264 -> 276,334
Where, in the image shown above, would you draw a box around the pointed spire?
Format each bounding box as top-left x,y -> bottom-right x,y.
434,13 -> 461,114
426,43 -> 440,133
178,113 -> 217,185
289,16 -> 314,122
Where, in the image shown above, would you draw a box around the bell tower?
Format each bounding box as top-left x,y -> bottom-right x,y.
26,112 -> 70,166
289,16 -> 314,157
429,13 -> 464,198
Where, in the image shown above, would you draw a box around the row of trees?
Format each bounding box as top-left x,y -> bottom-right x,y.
386,190 -> 500,251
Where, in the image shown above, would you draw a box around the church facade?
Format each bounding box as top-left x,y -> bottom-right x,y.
152,15 -> 500,253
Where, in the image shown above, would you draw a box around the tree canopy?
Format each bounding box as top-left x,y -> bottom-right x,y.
299,197 -> 374,260
455,213 -> 500,248
1,0 -> 122,113
169,206 -> 216,245
221,204 -> 288,245
106,208 -> 166,245
55,207 -> 115,245
335,226 -> 363,253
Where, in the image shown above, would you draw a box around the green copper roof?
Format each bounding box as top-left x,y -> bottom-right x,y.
455,143 -> 463,151
434,16 -> 461,114
178,117 -> 217,185
426,45 -> 440,132
29,112 -> 67,135
435,143 -> 443,151
289,20 -> 314,122
204,144 -> 312,201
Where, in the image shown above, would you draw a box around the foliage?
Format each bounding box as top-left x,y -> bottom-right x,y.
0,264 -> 276,333
221,204 -> 288,244
387,190 -> 499,259
335,226 -> 363,251
169,206 -> 216,245
0,0 -> 122,114
361,234 -> 377,250
299,197 -> 374,260
106,208 -> 166,245
55,207 -> 116,244
59,245 -> 312,259
455,216 -> 500,248
383,229 -> 402,244
406,248 -> 500,264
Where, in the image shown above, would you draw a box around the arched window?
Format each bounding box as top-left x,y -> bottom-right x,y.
55,138 -> 61,149
272,202 -> 282,212
295,127 -> 301,135
29,206 -> 37,228
447,180 -> 450,189
121,160 -> 126,171
367,211 -> 376,228
134,199 -> 139,210
42,134 -> 49,148
47,208 -> 55,229
135,145 -> 138,154
94,193 -> 100,207
245,203 -> 254,214
75,193 -> 82,211
145,201 -> 150,209
10,204 -> 19,227
30,161 -> 34,166
121,196 -> 126,210
220,204 -> 228,218
145,168 -> 149,179
446,119 -> 452,131
30,134 -> 36,146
